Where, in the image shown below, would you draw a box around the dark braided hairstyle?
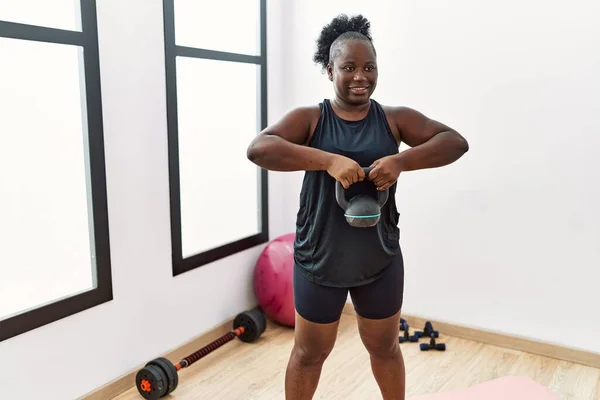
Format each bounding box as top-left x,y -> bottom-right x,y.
313,14 -> 375,72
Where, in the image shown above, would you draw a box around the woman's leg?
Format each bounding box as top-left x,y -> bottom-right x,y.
285,266 -> 348,400
350,252 -> 406,400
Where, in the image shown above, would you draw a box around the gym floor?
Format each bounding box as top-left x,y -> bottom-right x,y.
112,311 -> 600,399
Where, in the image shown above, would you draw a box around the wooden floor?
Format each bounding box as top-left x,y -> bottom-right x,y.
114,313 -> 600,400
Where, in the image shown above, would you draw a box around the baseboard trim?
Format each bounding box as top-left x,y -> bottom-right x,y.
342,303 -> 600,369
81,319 -> 234,400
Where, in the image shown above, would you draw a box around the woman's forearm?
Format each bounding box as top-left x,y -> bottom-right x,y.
247,135 -> 334,172
395,130 -> 469,171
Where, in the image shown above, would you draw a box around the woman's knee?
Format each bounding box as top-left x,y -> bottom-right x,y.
291,342 -> 334,366
289,311 -> 339,367
362,334 -> 400,360
357,313 -> 402,361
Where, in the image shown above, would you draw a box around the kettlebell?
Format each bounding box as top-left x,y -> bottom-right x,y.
335,167 -> 389,228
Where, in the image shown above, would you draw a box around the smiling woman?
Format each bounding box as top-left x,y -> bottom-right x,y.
315,16 -> 378,105
246,13 -> 468,400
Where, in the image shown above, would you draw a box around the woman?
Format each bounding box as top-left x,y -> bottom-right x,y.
247,14 -> 469,400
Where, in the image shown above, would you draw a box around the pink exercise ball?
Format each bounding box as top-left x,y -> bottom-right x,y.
253,232 -> 295,327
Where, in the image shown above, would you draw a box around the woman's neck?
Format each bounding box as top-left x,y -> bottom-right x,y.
331,97 -> 371,121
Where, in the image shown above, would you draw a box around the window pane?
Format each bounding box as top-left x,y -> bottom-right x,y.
174,0 -> 260,56
175,57 -> 262,258
0,37 -> 94,321
0,0 -> 82,31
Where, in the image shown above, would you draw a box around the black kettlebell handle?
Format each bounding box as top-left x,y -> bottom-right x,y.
335,167 -> 389,210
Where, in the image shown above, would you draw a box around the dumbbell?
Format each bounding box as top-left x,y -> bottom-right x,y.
135,308 -> 266,399
398,329 -> 422,343
399,318 -> 409,331
422,321 -> 439,338
399,318 -> 423,337
419,332 -> 446,351
398,322 -> 422,343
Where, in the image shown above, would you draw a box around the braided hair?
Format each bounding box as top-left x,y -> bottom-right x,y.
313,14 -> 375,72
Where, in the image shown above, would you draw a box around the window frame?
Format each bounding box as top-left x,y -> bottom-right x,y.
163,0 -> 269,277
0,1 -> 113,342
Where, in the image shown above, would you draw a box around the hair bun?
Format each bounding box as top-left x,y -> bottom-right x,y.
313,14 -> 373,71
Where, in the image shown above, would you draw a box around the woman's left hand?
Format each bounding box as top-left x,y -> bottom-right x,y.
367,155 -> 403,191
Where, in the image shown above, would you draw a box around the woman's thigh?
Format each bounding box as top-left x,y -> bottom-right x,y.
293,265 -> 349,324
349,250 -> 405,320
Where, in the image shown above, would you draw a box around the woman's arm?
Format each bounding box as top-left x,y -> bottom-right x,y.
391,106 -> 469,171
246,106 -> 333,171
368,106 -> 469,191
246,106 -> 366,188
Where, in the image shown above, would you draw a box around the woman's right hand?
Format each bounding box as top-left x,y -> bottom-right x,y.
326,154 -> 365,189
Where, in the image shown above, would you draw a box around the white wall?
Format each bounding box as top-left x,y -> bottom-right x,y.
281,0 -> 600,353
0,1 -> 292,399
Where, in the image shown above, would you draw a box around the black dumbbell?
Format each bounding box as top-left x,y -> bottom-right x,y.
411,329 -> 424,339
422,321 -> 439,338
135,308 -> 266,399
399,318 -> 408,331
398,323 -> 422,343
419,332 -> 445,351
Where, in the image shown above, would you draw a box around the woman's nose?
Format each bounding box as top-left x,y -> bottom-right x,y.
353,72 -> 366,80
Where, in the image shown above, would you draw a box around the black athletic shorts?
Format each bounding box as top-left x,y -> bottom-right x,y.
293,250 -> 404,324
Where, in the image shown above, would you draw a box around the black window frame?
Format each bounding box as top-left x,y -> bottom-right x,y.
163,0 -> 269,277
0,1 -> 112,342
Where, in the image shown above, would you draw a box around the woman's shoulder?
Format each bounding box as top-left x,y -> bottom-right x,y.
377,101 -> 426,128
372,99 -> 415,118
285,102 -> 323,117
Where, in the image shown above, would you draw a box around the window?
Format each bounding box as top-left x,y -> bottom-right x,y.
163,0 -> 269,276
0,1 -> 112,342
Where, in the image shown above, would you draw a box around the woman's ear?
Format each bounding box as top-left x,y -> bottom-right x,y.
326,63 -> 333,80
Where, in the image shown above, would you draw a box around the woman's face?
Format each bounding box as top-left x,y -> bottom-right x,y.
327,40 -> 378,106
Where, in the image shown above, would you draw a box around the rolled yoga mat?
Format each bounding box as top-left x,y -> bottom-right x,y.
408,376 -> 560,400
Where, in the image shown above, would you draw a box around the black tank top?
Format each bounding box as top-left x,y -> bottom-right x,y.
293,98 -> 401,287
